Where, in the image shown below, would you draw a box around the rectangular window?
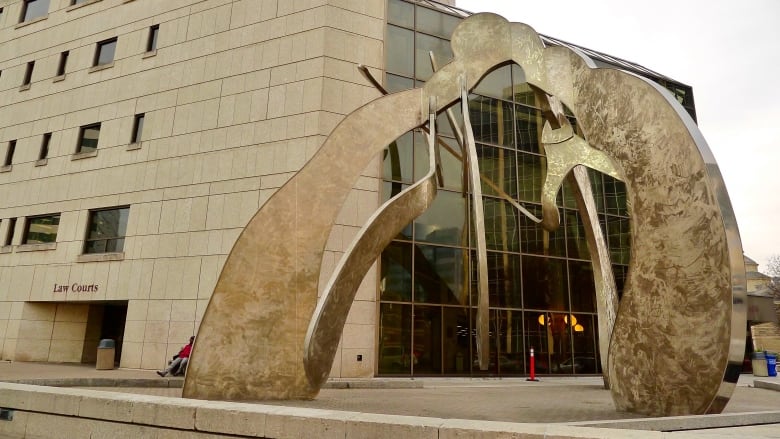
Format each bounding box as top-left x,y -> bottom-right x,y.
147,25 -> 159,52
84,207 -> 129,254
20,0 -> 49,22
131,114 -> 145,143
22,61 -> 34,86
56,51 -> 69,76
4,140 -> 16,166
4,218 -> 16,246
71,0 -> 89,4
93,38 -> 117,67
40,133 -> 51,160
77,123 -> 100,153
23,214 -> 60,244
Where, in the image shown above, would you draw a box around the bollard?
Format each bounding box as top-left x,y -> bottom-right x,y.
526,347 -> 539,381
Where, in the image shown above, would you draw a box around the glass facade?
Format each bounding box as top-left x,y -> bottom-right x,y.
378,0 -> 637,376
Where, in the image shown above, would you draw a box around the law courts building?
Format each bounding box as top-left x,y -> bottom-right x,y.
0,0 -> 697,377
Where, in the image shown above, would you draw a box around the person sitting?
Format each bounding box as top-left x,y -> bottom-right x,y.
157,336 -> 194,377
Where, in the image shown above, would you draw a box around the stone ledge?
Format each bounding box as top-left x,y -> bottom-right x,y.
755,379 -> 780,392
570,410 -> 780,431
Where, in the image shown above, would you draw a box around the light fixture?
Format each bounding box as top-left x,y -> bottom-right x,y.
563,315 -> 578,326
574,324 -> 584,332
537,314 -> 545,326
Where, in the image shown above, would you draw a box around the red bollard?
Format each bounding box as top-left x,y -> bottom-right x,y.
527,347 -> 539,381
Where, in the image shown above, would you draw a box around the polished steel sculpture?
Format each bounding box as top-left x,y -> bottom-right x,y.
184,13 -> 746,417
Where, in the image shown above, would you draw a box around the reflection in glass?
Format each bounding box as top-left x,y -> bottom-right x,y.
588,168 -> 606,213
517,152 -> 543,203
535,312 -> 573,375
604,175 -> 628,216
515,105 -> 541,153
519,204 -> 565,257
381,242 -> 413,302
378,303 -> 413,375
568,313 -> 599,374
24,214 -> 60,244
523,312 -> 551,374
511,65 -> 535,105
521,256 -> 568,311
568,261 -> 596,312
477,144 -> 517,198
386,74 -> 414,93
613,264 -> 628,299
480,198 -> 519,252
414,190 -> 467,246
475,252 -> 522,308
414,245 -> 467,305
84,207 -> 129,254
565,209 -> 590,260
606,215 -> 630,265
443,307 -> 471,374
413,306 -> 442,373
473,65 -> 513,101
383,131 -> 413,183
387,0 -> 414,28
415,33 -> 453,81
468,96 -> 513,147
492,309 -> 525,374
414,132 -> 462,191
436,102 -> 462,137
416,5 -> 461,39
386,25 -> 414,77
382,182 -> 413,240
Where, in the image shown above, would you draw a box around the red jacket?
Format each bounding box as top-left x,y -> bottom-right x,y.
178,343 -> 193,359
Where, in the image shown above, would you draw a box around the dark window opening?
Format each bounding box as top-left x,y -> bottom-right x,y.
94,38 -> 117,66
147,25 -> 159,52
4,140 -> 16,166
131,114 -> 145,143
22,61 -> 34,86
57,51 -> 69,76
4,218 -> 16,246
84,207 -> 130,254
40,133 -> 51,160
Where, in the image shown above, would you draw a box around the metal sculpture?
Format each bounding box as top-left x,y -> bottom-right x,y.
184,13 -> 745,417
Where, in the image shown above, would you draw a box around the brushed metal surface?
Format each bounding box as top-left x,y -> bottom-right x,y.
303,99 -> 440,388
185,13 -> 744,417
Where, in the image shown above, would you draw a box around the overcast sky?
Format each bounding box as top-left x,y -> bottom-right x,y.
456,0 -> 780,273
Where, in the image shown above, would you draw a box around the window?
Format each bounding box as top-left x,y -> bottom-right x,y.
77,123 -> 100,153
93,38 -> 117,67
84,207 -> 129,254
71,0 -> 90,4
20,0 -> 49,22
22,61 -> 34,86
4,218 -> 16,246
23,214 -> 60,244
0,8 -> 4,24
56,51 -> 69,76
147,25 -> 159,52
131,114 -> 144,143
4,140 -> 16,166
39,133 -> 51,160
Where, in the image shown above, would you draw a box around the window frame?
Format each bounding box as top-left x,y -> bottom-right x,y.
4,140 -> 16,166
39,133 -> 51,160
56,50 -> 69,77
83,206 -> 130,254
131,113 -> 145,144
93,37 -> 117,67
19,0 -> 49,23
22,60 -> 34,87
146,24 -> 159,52
4,218 -> 17,246
22,213 -> 61,244
76,123 -> 101,153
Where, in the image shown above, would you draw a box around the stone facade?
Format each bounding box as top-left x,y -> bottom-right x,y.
0,0 -> 385,376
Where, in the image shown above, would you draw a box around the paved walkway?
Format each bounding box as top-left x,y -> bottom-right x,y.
2,360 -> 780,436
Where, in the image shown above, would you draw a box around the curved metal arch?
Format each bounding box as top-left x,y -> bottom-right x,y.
184,13 -> 745,418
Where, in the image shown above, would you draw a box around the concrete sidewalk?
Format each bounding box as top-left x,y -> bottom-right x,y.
2,360 -> 780,436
